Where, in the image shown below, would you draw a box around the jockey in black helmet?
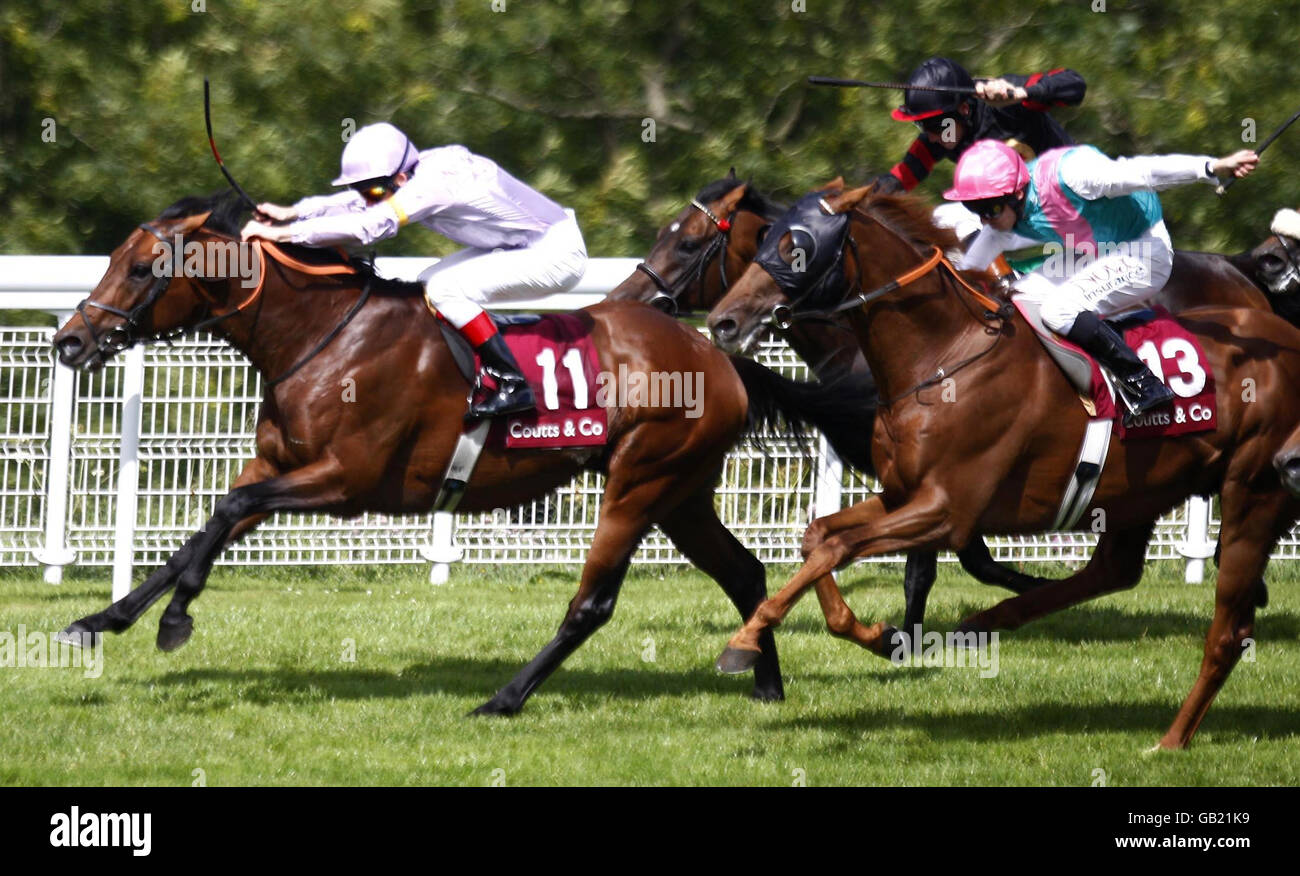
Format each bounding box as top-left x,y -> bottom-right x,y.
874,56 -> 1087,244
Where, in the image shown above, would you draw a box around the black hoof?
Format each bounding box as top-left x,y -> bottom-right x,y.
878,625 -> 905,658
57,621 -> 101,649
471,698 -> 522,717
156,615 -> 193,652
751,685 -> 785,703
716,647 -> 761,675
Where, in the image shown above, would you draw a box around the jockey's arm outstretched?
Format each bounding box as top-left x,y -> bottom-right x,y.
241,123 -> 587,419
944,139 -> 1257,418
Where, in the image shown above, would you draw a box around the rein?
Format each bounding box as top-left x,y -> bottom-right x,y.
78,221 -> 373,386
763,206 -> 1015,409
635,199 -> 735,315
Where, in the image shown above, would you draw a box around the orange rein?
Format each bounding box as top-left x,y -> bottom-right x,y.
861,245 -> 1007,320
191,237 -> 360,317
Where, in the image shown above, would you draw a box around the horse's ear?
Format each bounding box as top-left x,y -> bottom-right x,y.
718,180 -> 749,212
825,185 -> 874,214
728,166 -> 737,180
162,211 -> 213,235
819,176 -> 845,195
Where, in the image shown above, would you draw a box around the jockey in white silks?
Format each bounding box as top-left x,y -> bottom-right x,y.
242,123 -> 587,419
945,138 -> 1258,417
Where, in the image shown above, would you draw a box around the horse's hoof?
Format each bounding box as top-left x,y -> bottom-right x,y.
751,685 -> 785,703
876,625 -> 905,659
471,698 -> 521,717
156,616 -> 193,652
57,621 -> 101,649
716,647 -> 761,675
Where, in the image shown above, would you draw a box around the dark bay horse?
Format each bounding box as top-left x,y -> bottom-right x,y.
51,192 -> 866,715
707,185 -> 1300,748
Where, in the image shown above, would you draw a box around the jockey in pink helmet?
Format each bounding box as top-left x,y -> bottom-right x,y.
946,138 -> 1258,418
242,123 -> 587,419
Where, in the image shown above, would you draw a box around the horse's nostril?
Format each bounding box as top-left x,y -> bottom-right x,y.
55,336 -> 84,361
712,318 -> 738,341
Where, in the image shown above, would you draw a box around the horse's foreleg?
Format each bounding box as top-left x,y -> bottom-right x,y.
900,550 -> 938,645
956,521 -> 1154,633
955,538 -> 1053,594
1159,488 -> 1290,749
61,457 -> 279,643
154,458 -> 349,651
720,491 -> 951,669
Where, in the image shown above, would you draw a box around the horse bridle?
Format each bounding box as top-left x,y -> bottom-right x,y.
635,199 -> 736,316
73,222 -> 195,363
1268,233 -> 1300,294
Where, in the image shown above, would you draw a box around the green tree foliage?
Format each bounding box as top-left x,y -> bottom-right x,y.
2,0 -> 1296,258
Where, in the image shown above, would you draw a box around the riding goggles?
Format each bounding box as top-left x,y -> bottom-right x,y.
962,195 -> 1016,221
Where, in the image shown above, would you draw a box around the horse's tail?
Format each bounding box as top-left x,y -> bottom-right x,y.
731,355 -> 877,475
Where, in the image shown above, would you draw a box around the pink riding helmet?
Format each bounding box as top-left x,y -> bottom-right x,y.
943,139 -> 1030,201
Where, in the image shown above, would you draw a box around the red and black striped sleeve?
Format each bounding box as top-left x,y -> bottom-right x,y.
1002,68 -> 1086,112
887,135 -> 946,191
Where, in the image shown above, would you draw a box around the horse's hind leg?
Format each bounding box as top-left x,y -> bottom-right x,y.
1159,488 -> 1292,749
657,488 -> 783,701
472,480 -> 657,715
60,457 -> 278,644
956,521 -> 1154,633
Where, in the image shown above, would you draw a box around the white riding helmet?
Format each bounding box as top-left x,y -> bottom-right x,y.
332,123 -> 419,186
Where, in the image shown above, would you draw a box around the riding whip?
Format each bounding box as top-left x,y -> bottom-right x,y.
203,78 -> 259,211
1216,105 -> 1300,196
807,76 -> 981,96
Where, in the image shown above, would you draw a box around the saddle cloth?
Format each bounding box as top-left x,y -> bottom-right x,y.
1013,298 -> 1217,439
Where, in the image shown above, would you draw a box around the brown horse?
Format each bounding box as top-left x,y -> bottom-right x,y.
608,175 -> 1073,637
707,184 -> 1300,748
51,191 -> 868,715
610,175 -> 1299,638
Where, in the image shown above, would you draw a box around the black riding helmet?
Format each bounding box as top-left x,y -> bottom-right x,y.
890,57 -> 975,122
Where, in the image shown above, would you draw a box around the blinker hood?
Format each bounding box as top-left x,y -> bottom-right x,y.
754,190 -> 851,311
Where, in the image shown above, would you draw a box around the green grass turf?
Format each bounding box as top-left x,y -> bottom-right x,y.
1,559 -> 1297,786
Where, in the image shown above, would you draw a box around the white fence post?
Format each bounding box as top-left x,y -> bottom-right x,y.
421,511 -> 461,584
111,346 -> 146,600
1180,495 -> 1216,584
34,313 -> 78,583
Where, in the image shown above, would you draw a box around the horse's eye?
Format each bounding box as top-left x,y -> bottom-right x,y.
128,261 -> 154,280
678,237 -> 702,254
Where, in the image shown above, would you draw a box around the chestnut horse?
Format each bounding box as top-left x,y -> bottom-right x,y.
51,192 -> 868,715
611,175 -> 1297,638
607,175 -> 1067,636
707,184 -> 1300,748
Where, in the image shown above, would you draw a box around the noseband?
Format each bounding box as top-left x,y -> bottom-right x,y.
73,223 -> 182,362
635,199 -> 735,316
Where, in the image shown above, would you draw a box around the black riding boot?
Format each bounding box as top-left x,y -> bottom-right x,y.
1066,310 -> 1173,419
467,333 -> 536,420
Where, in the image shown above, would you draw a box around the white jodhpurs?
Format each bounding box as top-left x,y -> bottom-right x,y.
1011,220 -> 1175,335
420,209 -> 588,329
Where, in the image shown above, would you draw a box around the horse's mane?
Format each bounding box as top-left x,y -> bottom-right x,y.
695,175 -> 787,220
857,191 -> 962,254
156,190 -> 423,297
